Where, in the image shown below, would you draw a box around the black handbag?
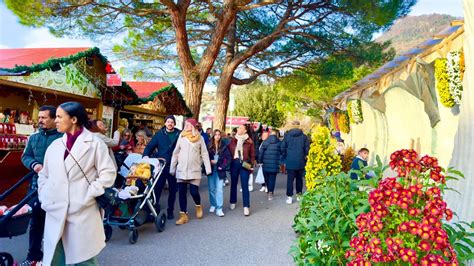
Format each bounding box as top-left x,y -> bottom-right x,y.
63,141 -> 116,209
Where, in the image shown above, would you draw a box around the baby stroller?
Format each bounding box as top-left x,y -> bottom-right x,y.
0,171 -> 36,266
103,155 -> 167,244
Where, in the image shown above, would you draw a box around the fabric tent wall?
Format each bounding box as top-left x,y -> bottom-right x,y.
384,88 -> 432,156
343,83 -> 462,168
446,0 -> 474,226
343,100 -> 388,165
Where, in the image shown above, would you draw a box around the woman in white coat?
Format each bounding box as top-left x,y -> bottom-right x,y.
38,102 -> 116,265
170,118 -> 211,225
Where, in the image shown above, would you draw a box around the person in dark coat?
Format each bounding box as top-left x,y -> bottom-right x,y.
207,129 -> 231,217
143,115 -> 181,219
21,105 -> 63,265
281,120 -> 310,204
257,131 -> 281,200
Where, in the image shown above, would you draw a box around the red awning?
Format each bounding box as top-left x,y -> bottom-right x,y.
0,47 -> 91,69
126,81 -> 170,98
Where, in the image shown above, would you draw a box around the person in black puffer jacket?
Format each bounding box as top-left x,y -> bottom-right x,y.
258,131 -> 281,200
281,120 -> 310,204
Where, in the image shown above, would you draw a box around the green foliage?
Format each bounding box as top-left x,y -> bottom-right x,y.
443,221 -> 474,264
274,59 -> 377,119
290,172 -> 372,265
233,82 -> 286,128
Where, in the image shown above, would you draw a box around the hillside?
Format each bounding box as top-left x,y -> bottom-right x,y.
377,14 -> 460,55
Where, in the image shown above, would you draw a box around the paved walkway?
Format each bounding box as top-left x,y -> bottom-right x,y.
1,173 -> 300,265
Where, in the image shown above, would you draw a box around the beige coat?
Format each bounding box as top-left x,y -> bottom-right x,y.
38,129 -> 116,265
170,133 -> 211,185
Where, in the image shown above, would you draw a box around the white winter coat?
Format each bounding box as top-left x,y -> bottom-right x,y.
38,129 -> 116,265
170,134 -> 212,185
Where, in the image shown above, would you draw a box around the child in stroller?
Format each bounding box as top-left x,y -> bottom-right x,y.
103,154 -> 167,244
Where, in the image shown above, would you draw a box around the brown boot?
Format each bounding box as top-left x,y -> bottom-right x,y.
195,205 -> 203,219
175,212 -> 188,225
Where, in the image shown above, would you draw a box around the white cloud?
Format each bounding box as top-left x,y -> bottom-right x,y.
23,28 -> 95,48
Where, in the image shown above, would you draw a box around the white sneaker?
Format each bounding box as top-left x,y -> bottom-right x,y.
243,207 -> 250,216
230,203 -> 236,210
249,185 -> 254,192
225,179 -> 229,184
265,187 -> 268,193
286,196 -> 293,204
259,186 -> 266,192
209,206 -> 216,213
216,209 -> 224,217
296,194 -> 302,202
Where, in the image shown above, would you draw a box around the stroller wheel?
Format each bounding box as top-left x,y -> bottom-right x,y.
0,252 -> 14,266
155,213 -> 166,232
104,225 -> 113,242
129,229 -> 139,244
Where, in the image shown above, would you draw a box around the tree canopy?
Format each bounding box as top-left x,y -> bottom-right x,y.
233,81 -> 286,128
5,0 -> 416,122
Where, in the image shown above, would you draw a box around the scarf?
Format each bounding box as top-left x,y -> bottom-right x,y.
234,133 -> 249,159
181,130 -> 201,143
64,127 -> 84,159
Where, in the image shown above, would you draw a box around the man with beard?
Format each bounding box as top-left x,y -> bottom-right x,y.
143,115 -> 181,219
20,105 -> 63,266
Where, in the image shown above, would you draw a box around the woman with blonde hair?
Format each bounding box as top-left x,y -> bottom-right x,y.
170,118 -> 211,225
133,130 -> 148,154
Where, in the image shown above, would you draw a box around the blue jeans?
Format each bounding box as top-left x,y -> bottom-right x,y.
230,159 -> 250,208
263,171 -> 277,193
208,166 -> 224,210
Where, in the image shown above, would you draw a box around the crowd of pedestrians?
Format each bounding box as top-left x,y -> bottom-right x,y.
18,101 -> 312,266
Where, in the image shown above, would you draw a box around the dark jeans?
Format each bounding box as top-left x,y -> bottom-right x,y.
287,169 -> 304,196
263,171 -> 277,193
230,159 -> 250,208
153,165 -> 177,215
178,183 -> 201,213
27,197 -> 45,261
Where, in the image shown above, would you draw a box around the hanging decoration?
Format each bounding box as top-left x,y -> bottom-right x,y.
347,99 -> 363,124
434,58 -> 455,108
446,50 -> 463,105
338,111 -> 350,134
329,111 -> 339,132
434,50 -> 464,108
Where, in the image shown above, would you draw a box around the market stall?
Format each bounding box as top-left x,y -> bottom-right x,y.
0,47 -> 136,204
121,81 -> 191,135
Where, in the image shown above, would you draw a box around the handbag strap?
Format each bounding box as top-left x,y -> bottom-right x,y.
62,141 -> 92,186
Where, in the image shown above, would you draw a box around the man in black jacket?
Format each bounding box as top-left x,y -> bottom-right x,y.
281,120 -> 310,204
21,105 -> 63,266
143,115 -> 181,219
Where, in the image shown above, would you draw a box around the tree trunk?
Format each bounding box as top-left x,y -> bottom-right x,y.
183,73 -> 205,119
214,68 -> 234,131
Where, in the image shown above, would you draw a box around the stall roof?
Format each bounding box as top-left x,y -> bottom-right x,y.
126,81 -> 192,116
126,81 -> 170,98
333,21 -> 464,105
0,47 -> 91,69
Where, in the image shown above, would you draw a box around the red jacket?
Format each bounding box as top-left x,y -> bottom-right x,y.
227,137 -> 256,164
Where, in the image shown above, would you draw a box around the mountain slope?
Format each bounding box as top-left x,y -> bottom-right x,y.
377,14 -> 460,55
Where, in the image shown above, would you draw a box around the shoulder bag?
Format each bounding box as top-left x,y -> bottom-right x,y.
62,141 -> 116,209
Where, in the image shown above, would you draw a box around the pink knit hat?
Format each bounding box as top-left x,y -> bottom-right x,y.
185,118 -> 198,127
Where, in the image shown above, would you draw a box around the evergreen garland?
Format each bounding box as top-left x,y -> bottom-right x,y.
1,47 -> 192,115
